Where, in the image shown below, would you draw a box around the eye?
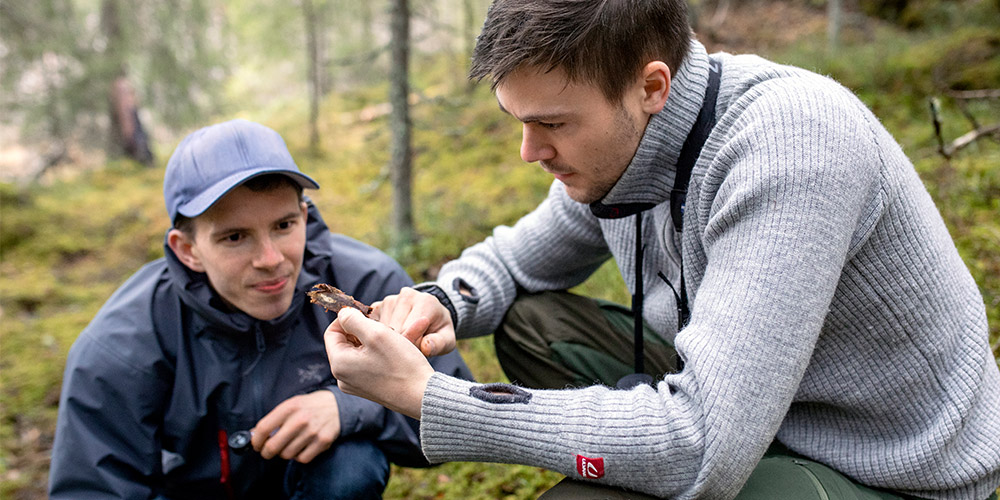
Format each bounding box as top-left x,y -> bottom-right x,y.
277,219 -> 295,231
538,121 -> 562,130
221,233 -> 242,244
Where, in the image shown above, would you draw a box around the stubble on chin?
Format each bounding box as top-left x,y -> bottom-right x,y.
563,183 -> 612,205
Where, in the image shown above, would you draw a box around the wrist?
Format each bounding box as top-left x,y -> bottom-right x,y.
408,368 -> 435,420
412,283 -> 459,330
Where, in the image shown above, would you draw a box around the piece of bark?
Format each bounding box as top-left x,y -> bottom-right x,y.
307,284 -> 372,347
307,284 -> 373,316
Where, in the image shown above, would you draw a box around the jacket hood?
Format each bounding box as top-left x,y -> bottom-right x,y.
163,197 -> 329,336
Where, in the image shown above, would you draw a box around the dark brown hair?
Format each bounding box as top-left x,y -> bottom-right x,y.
172,174 -> 304,235
470,0 -> 692,103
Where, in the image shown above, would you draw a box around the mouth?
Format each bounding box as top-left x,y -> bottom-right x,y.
540,162 -> 573,181
252,277 -> 289,294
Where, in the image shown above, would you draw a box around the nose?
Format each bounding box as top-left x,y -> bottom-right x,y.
253,237 -> 285,269
520,125 -> 556,163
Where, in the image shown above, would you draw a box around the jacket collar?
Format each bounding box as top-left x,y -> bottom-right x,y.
590,40 -> 712,219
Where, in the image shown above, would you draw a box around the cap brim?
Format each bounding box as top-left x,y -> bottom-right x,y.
174,168 -> 319,219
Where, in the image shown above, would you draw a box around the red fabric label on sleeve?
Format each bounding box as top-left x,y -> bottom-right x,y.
576,454 -> 605,479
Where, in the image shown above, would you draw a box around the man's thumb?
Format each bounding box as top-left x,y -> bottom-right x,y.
336,307 -> 369,338
337,307 -> 368,347
420,337 -> 436,357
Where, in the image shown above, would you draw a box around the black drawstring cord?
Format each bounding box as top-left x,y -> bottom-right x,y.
633,211 -> 645,375
616,58 -> 721,389
617,211 -> 655,389
657,271 -> 691,331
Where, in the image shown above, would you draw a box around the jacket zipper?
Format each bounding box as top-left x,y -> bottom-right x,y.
253,327 -> 266,417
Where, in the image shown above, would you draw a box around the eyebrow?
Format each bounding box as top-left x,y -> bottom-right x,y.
209,210 -> 302,239
497,100 -> 569,124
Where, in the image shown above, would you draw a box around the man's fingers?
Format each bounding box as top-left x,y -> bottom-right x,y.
295,440 -> 327,464
400,316 -> 431,345
334,307 -> 377,343
278,430 -> 311,461
420,331 -> 455,357
368,300 -> 383,321
256,427 -> 292,459
386,290 -> 416,331
251,403 -> 293,451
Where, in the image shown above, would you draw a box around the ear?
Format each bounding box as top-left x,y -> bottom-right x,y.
167,228 -> 205,273
639,61 -> 671,115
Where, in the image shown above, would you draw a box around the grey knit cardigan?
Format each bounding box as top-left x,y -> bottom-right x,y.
418,40 -> 1000,500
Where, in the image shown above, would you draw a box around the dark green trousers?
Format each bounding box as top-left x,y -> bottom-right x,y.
496,291 -> 998,500
494,290 -> 679,389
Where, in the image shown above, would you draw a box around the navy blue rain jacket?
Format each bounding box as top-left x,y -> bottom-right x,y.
48,201 -> 472,499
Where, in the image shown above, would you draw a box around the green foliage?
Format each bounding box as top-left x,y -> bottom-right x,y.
0,0 -> 226,155
771,1 -> 1000,108
853,0 -> 994,29
0,0 -> 88,139
386,461 -> 563,499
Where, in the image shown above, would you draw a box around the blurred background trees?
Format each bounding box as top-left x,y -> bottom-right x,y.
4,0 -> 996,197
1,0 -> 225,170
1,0 -> 482,178
3,0 -> 997,165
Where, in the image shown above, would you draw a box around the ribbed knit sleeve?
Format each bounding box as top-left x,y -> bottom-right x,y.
435,183 -> 611,339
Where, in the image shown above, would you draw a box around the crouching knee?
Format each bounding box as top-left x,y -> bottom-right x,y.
285,438 -> 389,500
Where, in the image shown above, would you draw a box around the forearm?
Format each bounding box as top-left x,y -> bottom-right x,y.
419,372 -> 705,498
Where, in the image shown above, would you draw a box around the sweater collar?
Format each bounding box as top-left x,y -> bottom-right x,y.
590,40 -> 712,219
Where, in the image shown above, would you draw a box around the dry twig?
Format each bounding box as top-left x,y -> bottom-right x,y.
928,92 -> 1000,159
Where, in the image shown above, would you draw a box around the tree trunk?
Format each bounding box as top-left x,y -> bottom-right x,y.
462,0 -> 477,93
360,1 -> 375,55
828,0 -> 843,51
302,0 -> 321,151
389,0 -> 415,251
101,0 -> 153,165
101,0 -> 125,156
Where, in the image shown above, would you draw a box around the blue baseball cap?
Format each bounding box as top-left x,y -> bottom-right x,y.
164,119 -> 319,223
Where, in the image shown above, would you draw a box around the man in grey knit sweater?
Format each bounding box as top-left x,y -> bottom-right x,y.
325,0 -> 1000,498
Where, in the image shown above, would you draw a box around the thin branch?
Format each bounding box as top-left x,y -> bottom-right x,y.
945,122 -> 1000,157
945,89 -> 1000,100
330,43 -> 389,67
328,31 -> 438,68
954,97 -> 980,130
929,96 -> 1000,159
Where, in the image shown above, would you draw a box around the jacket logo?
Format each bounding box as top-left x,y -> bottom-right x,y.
576,454 -> 605,479
298,363 -> 327,384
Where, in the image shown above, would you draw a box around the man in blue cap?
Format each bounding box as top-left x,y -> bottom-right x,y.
48,119 -> 472,499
